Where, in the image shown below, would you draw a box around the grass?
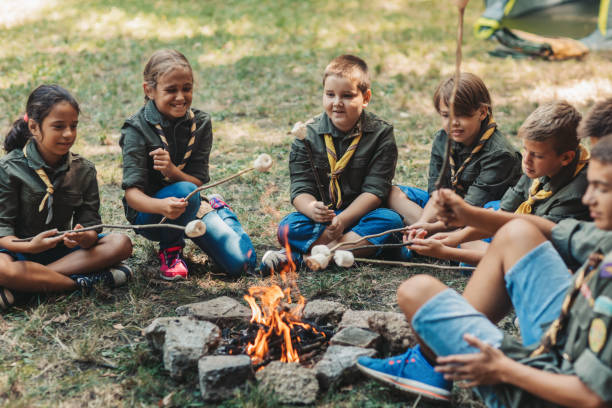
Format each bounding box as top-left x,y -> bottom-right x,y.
1,0 -> 611,406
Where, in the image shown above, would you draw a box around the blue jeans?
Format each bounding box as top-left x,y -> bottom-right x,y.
396,185 -> 430,209
277,207 -> 404,256
133,182 -> 256,277
411,241 -> 570,407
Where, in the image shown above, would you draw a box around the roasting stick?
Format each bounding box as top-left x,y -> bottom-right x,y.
12,220 -> 207,242
158,153 -> 273,224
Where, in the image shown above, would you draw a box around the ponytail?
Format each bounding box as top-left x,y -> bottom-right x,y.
4,117 -> 32,152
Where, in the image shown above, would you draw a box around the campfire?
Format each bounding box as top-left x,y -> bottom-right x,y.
221,232 -> 332,368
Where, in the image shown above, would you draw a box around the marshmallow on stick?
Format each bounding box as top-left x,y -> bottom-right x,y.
159,153 -> 273,224
12,220 -> 206,242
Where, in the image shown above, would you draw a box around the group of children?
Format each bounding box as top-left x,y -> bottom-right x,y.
0,49 -> 611,407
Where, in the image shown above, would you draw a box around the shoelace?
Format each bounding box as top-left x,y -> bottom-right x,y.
163,249 -> 182,268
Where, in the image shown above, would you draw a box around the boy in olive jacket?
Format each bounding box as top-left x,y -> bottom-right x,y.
260,55 -> 403,273
358,136 -> 612,407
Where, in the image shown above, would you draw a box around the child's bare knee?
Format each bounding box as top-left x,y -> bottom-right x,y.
106,233 -> 133,259
495,219 -> 543,247
397,275 -> 445,310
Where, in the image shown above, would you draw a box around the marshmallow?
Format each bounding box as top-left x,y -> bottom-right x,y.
253,153 -> 273,172
305,253 -> 330,271
311,245 -> 331,258
185,220 -> 207,238
333,250 -> 354,268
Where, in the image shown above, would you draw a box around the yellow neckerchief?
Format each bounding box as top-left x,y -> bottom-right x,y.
449,115 -> 497,190
324,120 -> 362,209
531,251 -> 604,357
515,145 -> 590,214
22,141 -> 55,224
151,110 -> 196,181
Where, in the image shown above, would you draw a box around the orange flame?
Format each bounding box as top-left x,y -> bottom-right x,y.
243,227 -> 322,364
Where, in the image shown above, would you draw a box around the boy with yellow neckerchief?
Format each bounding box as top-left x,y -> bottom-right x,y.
357,135 -> 612,407
407,101 -> 591,265
260,55 -> 403,274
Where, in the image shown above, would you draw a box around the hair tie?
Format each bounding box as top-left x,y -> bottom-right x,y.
23,113 -> 29,122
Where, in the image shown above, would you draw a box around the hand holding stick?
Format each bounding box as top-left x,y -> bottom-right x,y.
159,153 -> 273,224
12,220 -> 207,242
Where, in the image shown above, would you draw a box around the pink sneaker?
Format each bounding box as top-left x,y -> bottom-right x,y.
158,246 -> 188,281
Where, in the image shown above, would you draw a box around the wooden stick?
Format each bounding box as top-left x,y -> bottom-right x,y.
353,257 -> 475,271
12,223 -> 189,242
434,5 -> 465,190
159,167 -> 255,223
329,226 -> 409,252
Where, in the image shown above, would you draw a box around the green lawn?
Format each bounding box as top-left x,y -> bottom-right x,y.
1,0 -> 611,406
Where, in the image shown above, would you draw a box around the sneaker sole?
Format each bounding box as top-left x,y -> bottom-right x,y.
159,273 -> 187,281
357,362 -> 450,402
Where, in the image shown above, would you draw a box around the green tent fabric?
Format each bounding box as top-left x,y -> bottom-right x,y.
475,0 -> 612,51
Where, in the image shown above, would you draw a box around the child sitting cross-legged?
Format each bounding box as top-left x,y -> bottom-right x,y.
356,135 -> 612,406
388,73 -> 522,259
0,85 -> 133,310
260,54 -> 403,273
407,101 -> 591,265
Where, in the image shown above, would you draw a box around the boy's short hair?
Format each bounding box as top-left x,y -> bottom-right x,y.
433,72 -> 492,117
591,134 -> 612,165
323,55 -> 370,95
578,97 -> 612,140
518,101 -> 581,155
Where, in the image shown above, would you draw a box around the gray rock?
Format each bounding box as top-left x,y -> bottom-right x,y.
330,327 -> 380,349
255,361 -> 319,405
367,312 -> 416,353
338,310 -> 417,354
338,310 -> 377,330
176,296 -> 251,327
302,300 -> 347,325
142,317 -> 176,351
198,355 -> 253,402
161,317 -> 221,379
314,345 -> 376,390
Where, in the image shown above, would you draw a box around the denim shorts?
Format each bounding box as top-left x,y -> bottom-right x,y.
0,233 -> 106,265
396,185 -> 430,209
278,207 -> 404,255
411,241 -> 570,407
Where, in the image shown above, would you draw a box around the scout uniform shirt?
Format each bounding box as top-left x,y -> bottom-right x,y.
0,140 -> 102,239
494,219 -> 612,407
500,149 -> 590,222
120,100 -> 213,223
427,122 -> 522,207
289,111 -> 398,210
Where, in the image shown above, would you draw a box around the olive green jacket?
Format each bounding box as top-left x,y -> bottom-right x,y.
495,220 -> 612,407
289,111 -> 398,210
500,149 -> 590,222
0,140 -> 101,239
119,100 -> 213,222
427,124 -> 522,206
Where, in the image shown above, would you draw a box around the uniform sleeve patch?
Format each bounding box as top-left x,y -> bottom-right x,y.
600,263 -> 612,278
588,318 -> 607,353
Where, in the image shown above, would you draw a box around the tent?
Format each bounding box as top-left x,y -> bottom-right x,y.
475,0 -> 612,55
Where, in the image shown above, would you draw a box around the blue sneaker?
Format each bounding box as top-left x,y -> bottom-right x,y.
356,345 -> 451,402
400,246 -> 413,261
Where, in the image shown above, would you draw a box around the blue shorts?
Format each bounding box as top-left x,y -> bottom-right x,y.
411,241 -> 570,407
278,207 -> 404,255
0,233 -> 106,265
396,185 -> 430,208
